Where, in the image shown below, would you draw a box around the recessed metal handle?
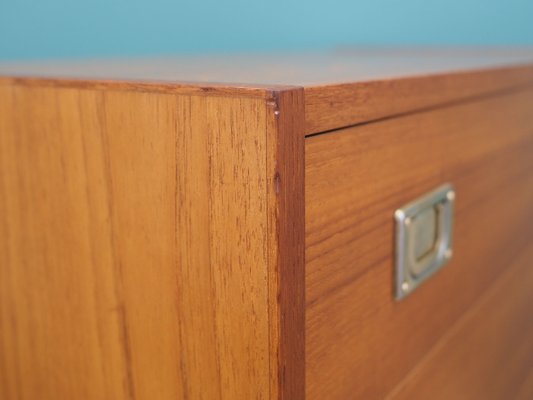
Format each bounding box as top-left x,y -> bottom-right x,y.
394,184 -> 455,300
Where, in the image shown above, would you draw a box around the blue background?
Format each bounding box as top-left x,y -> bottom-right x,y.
1,0 -> 532,60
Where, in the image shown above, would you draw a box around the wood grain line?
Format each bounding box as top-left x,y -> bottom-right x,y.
94,92 -> 137,400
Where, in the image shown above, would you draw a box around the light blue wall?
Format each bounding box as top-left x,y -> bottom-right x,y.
1,0 -> 532,60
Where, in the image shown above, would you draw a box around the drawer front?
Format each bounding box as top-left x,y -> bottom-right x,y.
305,89 -> 533,400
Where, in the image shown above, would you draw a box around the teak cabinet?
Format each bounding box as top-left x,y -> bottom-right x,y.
1,49 -> 533,399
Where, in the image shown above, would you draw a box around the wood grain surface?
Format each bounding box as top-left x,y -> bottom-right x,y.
304,66 -> 533,134
2,50 -> 533,400
266,89 -> 306,400
0,82 -> 305,399
2,49 -> 533,134
388,243 -> 533,400
305,88 -> 533,400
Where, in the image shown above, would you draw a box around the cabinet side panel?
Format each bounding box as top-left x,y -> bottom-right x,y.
0,85 -> 132,400
0,84 -> 271,399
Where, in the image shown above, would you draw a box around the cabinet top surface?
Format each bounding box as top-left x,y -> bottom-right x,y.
1,48 -> 533,89
3,48 -> 533,134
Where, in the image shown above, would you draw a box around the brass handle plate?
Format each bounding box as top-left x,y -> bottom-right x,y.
394,184 -> 455,300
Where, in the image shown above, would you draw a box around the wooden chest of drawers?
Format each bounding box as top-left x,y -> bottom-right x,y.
1,49 -> 533,399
